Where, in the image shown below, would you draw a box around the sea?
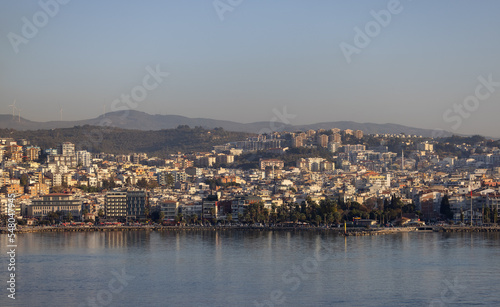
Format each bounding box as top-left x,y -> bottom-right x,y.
2,230 -> 500,307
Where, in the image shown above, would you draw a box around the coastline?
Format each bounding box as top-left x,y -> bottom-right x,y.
2,225 -> 500,236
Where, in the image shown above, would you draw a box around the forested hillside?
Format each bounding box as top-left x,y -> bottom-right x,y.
0,125 -> 254,157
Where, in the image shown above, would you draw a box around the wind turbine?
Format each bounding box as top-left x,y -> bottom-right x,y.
8,100 -> 17,119
59,105 -> 63,121
17,108 -> 23,122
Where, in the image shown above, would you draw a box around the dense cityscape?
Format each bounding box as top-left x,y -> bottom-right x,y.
2,128 -> 500,229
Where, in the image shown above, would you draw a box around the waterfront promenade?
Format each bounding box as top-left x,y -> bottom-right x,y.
2,224 -> 500,236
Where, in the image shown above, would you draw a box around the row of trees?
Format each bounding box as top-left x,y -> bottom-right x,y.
240,195 -> 419,226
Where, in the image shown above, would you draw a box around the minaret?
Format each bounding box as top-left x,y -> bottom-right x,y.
401,150 -> 404,170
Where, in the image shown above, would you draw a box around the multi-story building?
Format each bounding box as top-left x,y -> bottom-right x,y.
172,171 -> 187,183
77,151 -> 92,167
58,142 -> 75,156
332,133 -> 342,143
5,184 -> 24,195
131,153 -> 140,164
28,193 -> 82,219
417,142 -> 434,152
354,130 -> 364,139
25,146 -> 40,161
126,190 -> 148,219
185,167 -> 202,177
329,142 -> 340,153
292,136 -> 303,147
344,144 -> 366,153
259,159 -> 284,171
202,195 -> 219,220
26,183 -> 50,196
159,200 -> 179,220
318,135 -> 329,147
48,155 -> 78,168
105,191 -> 127,220
181,203 -> 203,219
216,154 -> 234,164
198,156 -> 216,167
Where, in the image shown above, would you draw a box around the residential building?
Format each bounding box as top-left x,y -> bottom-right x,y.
354,130 -> 364,139
159,200 -> 179,220
105,191 -> 127,219
318,135 -> 328,147
259,159 -> 284,171
126,190 -> 148,219
58,142 -> 75,156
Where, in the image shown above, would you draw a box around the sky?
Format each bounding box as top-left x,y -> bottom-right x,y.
1,0 -> 500,137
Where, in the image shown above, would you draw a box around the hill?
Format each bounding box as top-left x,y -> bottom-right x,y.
0,110 -> 452,137
0,125 -> 254,157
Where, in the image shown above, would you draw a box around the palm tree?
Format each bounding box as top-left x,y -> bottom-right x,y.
210,208 -> 216,223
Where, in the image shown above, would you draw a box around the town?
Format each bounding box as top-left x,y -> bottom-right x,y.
1,128 -> 500,229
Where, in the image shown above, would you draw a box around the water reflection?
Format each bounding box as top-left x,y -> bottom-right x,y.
3,231 -> 500,307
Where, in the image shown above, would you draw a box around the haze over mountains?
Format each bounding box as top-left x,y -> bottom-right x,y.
0,110 -> 451,137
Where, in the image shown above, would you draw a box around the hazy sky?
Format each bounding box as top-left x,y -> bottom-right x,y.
1,0 -> 500,137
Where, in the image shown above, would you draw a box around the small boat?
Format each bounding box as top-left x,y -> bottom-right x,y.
415,226 -> 435,232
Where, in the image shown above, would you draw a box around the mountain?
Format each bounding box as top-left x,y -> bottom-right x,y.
0,111 -> 451,137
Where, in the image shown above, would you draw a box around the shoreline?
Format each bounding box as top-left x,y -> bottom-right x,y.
2,225 -> 500,236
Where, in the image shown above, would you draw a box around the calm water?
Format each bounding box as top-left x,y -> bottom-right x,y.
2,230 -> 500,307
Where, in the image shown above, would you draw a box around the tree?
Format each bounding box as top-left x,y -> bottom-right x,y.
174,213 -> 184,224
440,195 -> 453,220
98,209 -> 104,217
51,185 -> 64,193
148,180 -> 159,189
493,208 -> 498,224
136,178 -> 148,189
191,214 -> 198,225
46,211 -> 60,224
315,215 -> 322,226
150,209 -> 165,223
483,206 -> 490,223
226,212 -> 233,224
166,174 -> 174,187
210,208 -> 216,222
101,179 -> 116,190
20,174 -> 29,186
